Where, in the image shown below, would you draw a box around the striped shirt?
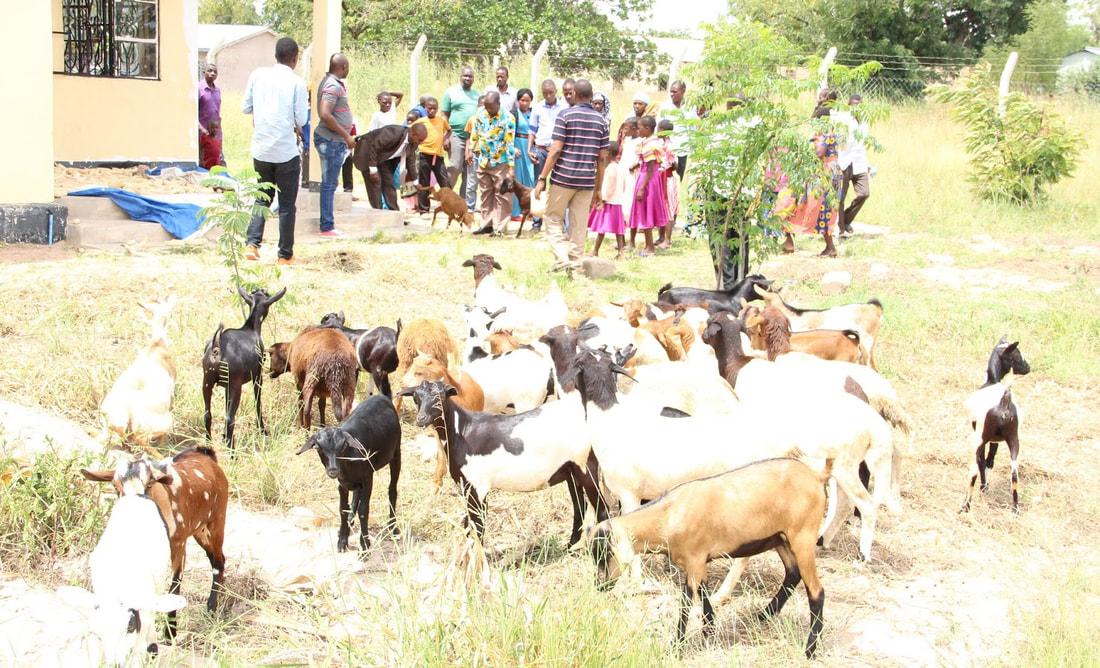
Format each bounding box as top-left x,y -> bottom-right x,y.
550,103 -> 609,190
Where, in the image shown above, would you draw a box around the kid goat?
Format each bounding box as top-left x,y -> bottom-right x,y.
961,337 -> 1031,513
318,312 -> 400,398
202,287 -> 286,448
268,327 -> 359,430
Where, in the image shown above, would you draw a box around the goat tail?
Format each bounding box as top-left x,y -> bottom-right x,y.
313,351 -> 358,418
657,282 -> 673,298
819,458 -> 835,482
207,324 -> 225,361
870,394 -> 913,435
193,445 -> 219,462
867,298 -> 884,313
842,329 -> 862,344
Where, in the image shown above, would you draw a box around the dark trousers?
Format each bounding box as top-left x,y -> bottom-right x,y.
676,155 -> 687,180
364,157 -> 401,211
705,196 -> 751,289
247,156 -> 300,260
417,153 -> 451,211
532,145 -> 549,223
341,154 -> 354,192
839,165 -> 870,229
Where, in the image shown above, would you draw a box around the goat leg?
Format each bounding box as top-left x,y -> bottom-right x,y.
337,486 -> 351,552
202,379 -> 215,440
356,479 -> 372,553
961,441 -> 985,513
224,379 -> 243,449
1007,434 -> 1021,513
760,544 -> 801,620
166,568 -> 183,641
253,380 -> 267,436
386,446 -> 401,538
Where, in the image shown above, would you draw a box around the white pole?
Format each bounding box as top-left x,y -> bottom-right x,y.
999,51 -> 1019,118
410,34 -> 427,104
530,40 -> 549,90
492,54 -> 500,71
818,46 -> 837,93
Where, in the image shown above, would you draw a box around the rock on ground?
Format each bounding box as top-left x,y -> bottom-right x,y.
580,257 -> 617,279
0,400 -> 102,467
821,270 -> 852,295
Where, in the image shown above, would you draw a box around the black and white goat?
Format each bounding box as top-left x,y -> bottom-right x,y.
318,312 -> 400,397
961,337 -> 1031,513
396,379 -> 605,546
656,274 -> 774,311
202,287 -> 286,448
297,395 -> 402,552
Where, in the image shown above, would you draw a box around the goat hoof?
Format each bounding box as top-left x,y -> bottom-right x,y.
337,538 -> 349,552
146,643 -> 159,655
959,503 -> 970,514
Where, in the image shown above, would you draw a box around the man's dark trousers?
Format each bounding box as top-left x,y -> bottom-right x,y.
247,156 -> 300,260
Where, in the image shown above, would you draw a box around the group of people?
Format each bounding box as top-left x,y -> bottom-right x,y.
206,37 -> 870,273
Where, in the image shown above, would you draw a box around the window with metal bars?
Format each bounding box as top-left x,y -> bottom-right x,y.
59,0 -> 158,79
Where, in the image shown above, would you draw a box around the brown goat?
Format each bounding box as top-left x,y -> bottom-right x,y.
81,447 -> 228,639
503,180 -> 533,238
424,186 -> 475,231
394,319 -> 461,412
403,350 -> 485,486
268,328 -> 358,430
590,458 -> 829,657
755,286 -> 883,368
486,330 -> 522,355
744,305 -> 865,364
638,315 -> 695,361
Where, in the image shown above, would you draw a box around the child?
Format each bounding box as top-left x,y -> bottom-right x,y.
413,97 -> 452,213
629,116 -> 669,257
587,141 -> 627,259
655,118 -> 677,249
199,119 -> 222,170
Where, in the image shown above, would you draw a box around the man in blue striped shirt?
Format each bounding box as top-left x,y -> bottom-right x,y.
532,80 -> 609,272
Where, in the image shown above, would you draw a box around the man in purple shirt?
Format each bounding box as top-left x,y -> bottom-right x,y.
198,63 -> 223,166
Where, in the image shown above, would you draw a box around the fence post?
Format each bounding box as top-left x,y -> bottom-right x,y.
409,34 -> 427,105
998,51 -> 1018,118
531,40 -> 549,89
818,46 -> 837,94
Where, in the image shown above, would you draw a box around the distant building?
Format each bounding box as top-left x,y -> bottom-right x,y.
197,24 -> 279,92
1059,47 -> 1100,76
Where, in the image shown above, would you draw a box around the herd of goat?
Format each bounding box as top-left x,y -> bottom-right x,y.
73,253 -> 1031,663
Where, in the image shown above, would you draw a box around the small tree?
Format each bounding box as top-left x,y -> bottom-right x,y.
200,168 -> 287,317
931,64 -> 1084,205
683,20 -> 881,288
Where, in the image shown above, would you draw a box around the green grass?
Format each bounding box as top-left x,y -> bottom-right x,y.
1012,568 -> 1100,667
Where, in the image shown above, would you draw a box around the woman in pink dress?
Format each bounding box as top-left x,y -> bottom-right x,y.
629,116 -> 669,257
587,141 -> 628,259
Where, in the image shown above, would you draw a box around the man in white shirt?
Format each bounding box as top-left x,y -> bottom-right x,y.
835,94 -> 871,235
484,66 -> 517,115
242,37 -> 308,265
528,79 -> 567,231
659,80 -> 698,180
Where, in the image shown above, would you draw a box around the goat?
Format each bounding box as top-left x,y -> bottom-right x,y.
318,312 -> 399,398
404,349 -> 486,487
961,337 -> 1031,513
755,286 -> 883,369
63,488 -> 187,666
656,275 -> 773,311
396,379 -> 606,546
462,305 -> 554,412
498,179 -> 532,238
268,328 -> 358,430
743,304 -> 864,364
565,345 -> 894,561
590,458 -> 828,657
100,297 -> 177,455
393,318 -> 461,410
486,330 -> 522,355
420,186 -> 475,231
81,447 -> 228,640
201,287 -> 286,448
297,395 -> 402,552
580,316 -> 669,367
463,254 -> 568,340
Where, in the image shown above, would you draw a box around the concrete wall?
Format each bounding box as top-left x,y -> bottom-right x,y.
210,33 -> 279,92
51,0 -> 199,164
2,3 -> 54,203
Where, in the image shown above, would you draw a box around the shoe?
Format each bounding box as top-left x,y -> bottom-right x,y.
245,245 -> 260,261
277,257 -> 295,266
472,225 -> 494,235
319,229 -> 344,238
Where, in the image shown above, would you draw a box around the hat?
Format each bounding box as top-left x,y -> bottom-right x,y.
632,91 -> 650,104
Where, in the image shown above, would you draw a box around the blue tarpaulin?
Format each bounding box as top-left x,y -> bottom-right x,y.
67,187 -> 205,239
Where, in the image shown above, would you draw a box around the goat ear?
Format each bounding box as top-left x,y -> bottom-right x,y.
394,386 -> 418,398
492,261 -> 502,270
1003,342 -> 1019,355
577,322 -> 599,338
489,307 -> 506,319
237,286 -> 252,303
342,432 -> 369,456
80,468 -> 115,483
266,287 -> 287,304
753,284 -> 770,298
154,471 -> 174,486
443,384 -> 459,397
295,438 -> 317,455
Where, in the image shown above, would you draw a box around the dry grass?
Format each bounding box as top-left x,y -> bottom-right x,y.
3,96 -> 1100,665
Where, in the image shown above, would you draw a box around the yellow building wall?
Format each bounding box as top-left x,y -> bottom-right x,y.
2,3 -> 54,202
52,0 -> 198,164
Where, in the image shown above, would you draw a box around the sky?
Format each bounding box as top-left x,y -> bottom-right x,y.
646,0 -> 727,36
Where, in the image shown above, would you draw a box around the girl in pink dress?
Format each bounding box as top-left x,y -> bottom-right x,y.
629,116 -> 669,257
587,141 -> 628,259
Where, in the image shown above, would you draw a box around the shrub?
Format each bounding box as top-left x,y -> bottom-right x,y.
931,64 -> 1084,204
1058,65 -> 1100,102
0,450 -> 109,571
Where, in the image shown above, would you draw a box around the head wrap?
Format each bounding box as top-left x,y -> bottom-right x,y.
632,91 -> 650,105
594,91 -> 612,123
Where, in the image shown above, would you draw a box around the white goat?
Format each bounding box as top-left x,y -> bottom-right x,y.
464,347 -> 554,413
464,255 -> 568,342
62,462 -> 186,666
100,297 -> 177,454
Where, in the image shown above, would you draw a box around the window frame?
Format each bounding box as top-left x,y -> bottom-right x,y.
56,0 -> 160,80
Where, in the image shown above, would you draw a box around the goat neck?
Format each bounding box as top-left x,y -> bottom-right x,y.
709,319 -> 754,388
984,345 -> 1011,387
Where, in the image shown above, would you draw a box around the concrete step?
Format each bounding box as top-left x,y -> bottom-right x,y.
295,189 -> 352,214
57,196 -> 127,220
66,217 -> 175,248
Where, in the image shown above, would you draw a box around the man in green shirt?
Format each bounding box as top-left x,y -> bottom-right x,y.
442,66 -> 481,209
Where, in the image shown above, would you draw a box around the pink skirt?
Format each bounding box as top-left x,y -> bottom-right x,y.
588,203 -> 626,235
630,162 -> 669,230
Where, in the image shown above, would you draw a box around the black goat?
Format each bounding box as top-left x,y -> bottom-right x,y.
962,337 -> 1031,513
396,379 -> 605,545
656,274 -> 773,311
202,287 -> 286,448
317,312 -> 400,398
297,394 -> 402,552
